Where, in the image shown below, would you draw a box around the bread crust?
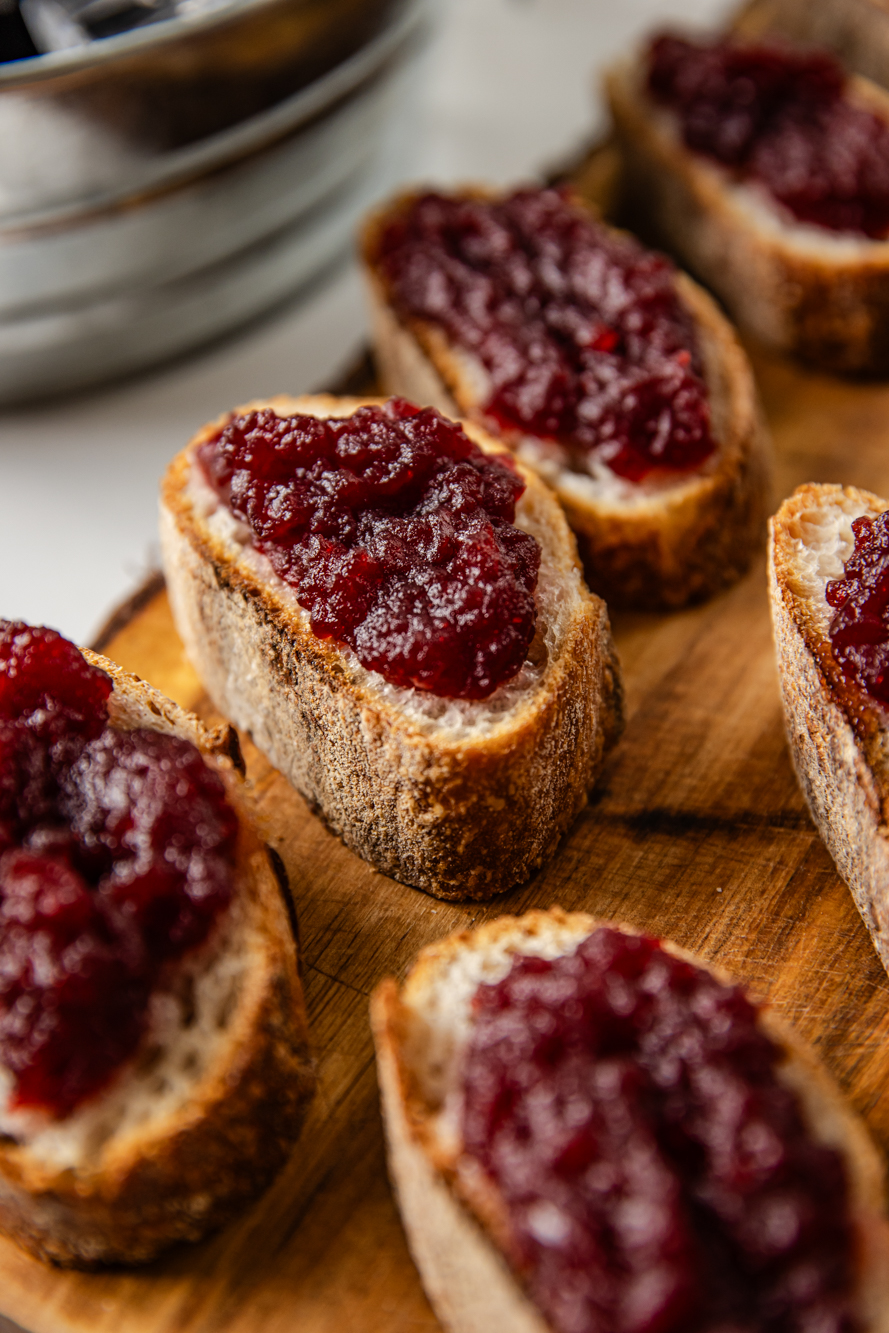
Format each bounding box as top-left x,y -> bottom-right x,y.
371,908 -> 889,1333
769,482 -> 889,971
0,653 -> 315,1268
160,394 -> 623,902
360,191 -> 770,611
734,0 -> 889,92
607,56 -> 889,374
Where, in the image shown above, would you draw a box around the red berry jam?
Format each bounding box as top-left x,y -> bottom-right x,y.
373,189 -> 716,484
648,35 -> 889,239
461,928 -> 858,1333
0,622 -> 237,1117
826,510 -> 889,704
199,398 -> 540,700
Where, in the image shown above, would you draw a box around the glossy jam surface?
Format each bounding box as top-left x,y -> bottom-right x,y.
461,928 -> 857,1333
826,510 -> 889,704
0,623 -> 237,1116
200,398 -> 540,700
648,35 -> 889,239
374,189 -> 716,484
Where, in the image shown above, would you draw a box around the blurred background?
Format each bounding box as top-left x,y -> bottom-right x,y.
0,0 -> 731,645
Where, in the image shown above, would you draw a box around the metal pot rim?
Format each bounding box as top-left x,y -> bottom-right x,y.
1,0 -> 426,231
0,0 -> 338,89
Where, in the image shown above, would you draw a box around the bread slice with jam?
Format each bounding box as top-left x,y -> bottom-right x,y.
606,37 -> 889,374
160,394 -> 623,902
0,640 -> 314,1268
360,187 -> 769,611
770,482 -> 889,974
371,907 -> 889,1333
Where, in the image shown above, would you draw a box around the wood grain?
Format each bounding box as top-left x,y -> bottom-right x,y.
4,343 -> 889,1331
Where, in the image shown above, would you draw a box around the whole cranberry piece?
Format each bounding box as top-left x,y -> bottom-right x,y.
0,622 -> 111,743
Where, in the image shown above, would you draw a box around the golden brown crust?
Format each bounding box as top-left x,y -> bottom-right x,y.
371,908 -> 889,1333
360,190 -> 770,611
160,394 -> 624,901
769,482 -> 889,970
607,56 -> 889,374
0,655 -> 315,1268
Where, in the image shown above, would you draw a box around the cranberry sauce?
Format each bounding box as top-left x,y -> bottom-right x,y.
199,398 -> 540,700
461,928 -> 858,1333
373,189 -> 716,484
648,35 -> 889,239
0,623 -> 237,1116
826,510 -> 889,705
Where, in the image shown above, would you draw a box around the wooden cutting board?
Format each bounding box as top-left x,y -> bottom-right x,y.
4,342 -> 889,1332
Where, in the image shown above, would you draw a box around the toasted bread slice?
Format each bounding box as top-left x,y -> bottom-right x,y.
371,908 -> 889,1333
606,51 -> 889,374
734,0 -> 889,91
769,482 -> 889,972
360,191 -> 769,611
160,395 -> 623,903
0,650 -> 315,1268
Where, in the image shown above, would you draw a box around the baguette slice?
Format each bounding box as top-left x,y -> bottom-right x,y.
769,481 -> 889,972
160,394 -> 623,902
371,908 -> 889,1333
360,190 -> 769,612
607,49 -> 889,374
0,650 -> 315,1268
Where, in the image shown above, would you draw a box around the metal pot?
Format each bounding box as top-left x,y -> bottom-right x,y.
0,0 -> 430,402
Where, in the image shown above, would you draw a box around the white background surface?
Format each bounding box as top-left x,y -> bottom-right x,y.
0,0 -> 731,645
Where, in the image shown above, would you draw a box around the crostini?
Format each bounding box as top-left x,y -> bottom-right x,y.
770,482 -> 889,974
372,908 -> 889,1333
160,395 -> 623,902
607,33 -> 889,373
0,622 -> 314,1267
361,186 -> 769,610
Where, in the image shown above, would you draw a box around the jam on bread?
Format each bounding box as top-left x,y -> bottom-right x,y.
373,911 -> 881,1333
199,398 -> 541,700
826,511 -> 889,706
0,621 -> 237,1117
372,188 -> 717,485
648,35 -> 889,239
163,393 -> 622,897
771,484 -> 889,991
364,190 -> 768,611
461,926 -> 859,1333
